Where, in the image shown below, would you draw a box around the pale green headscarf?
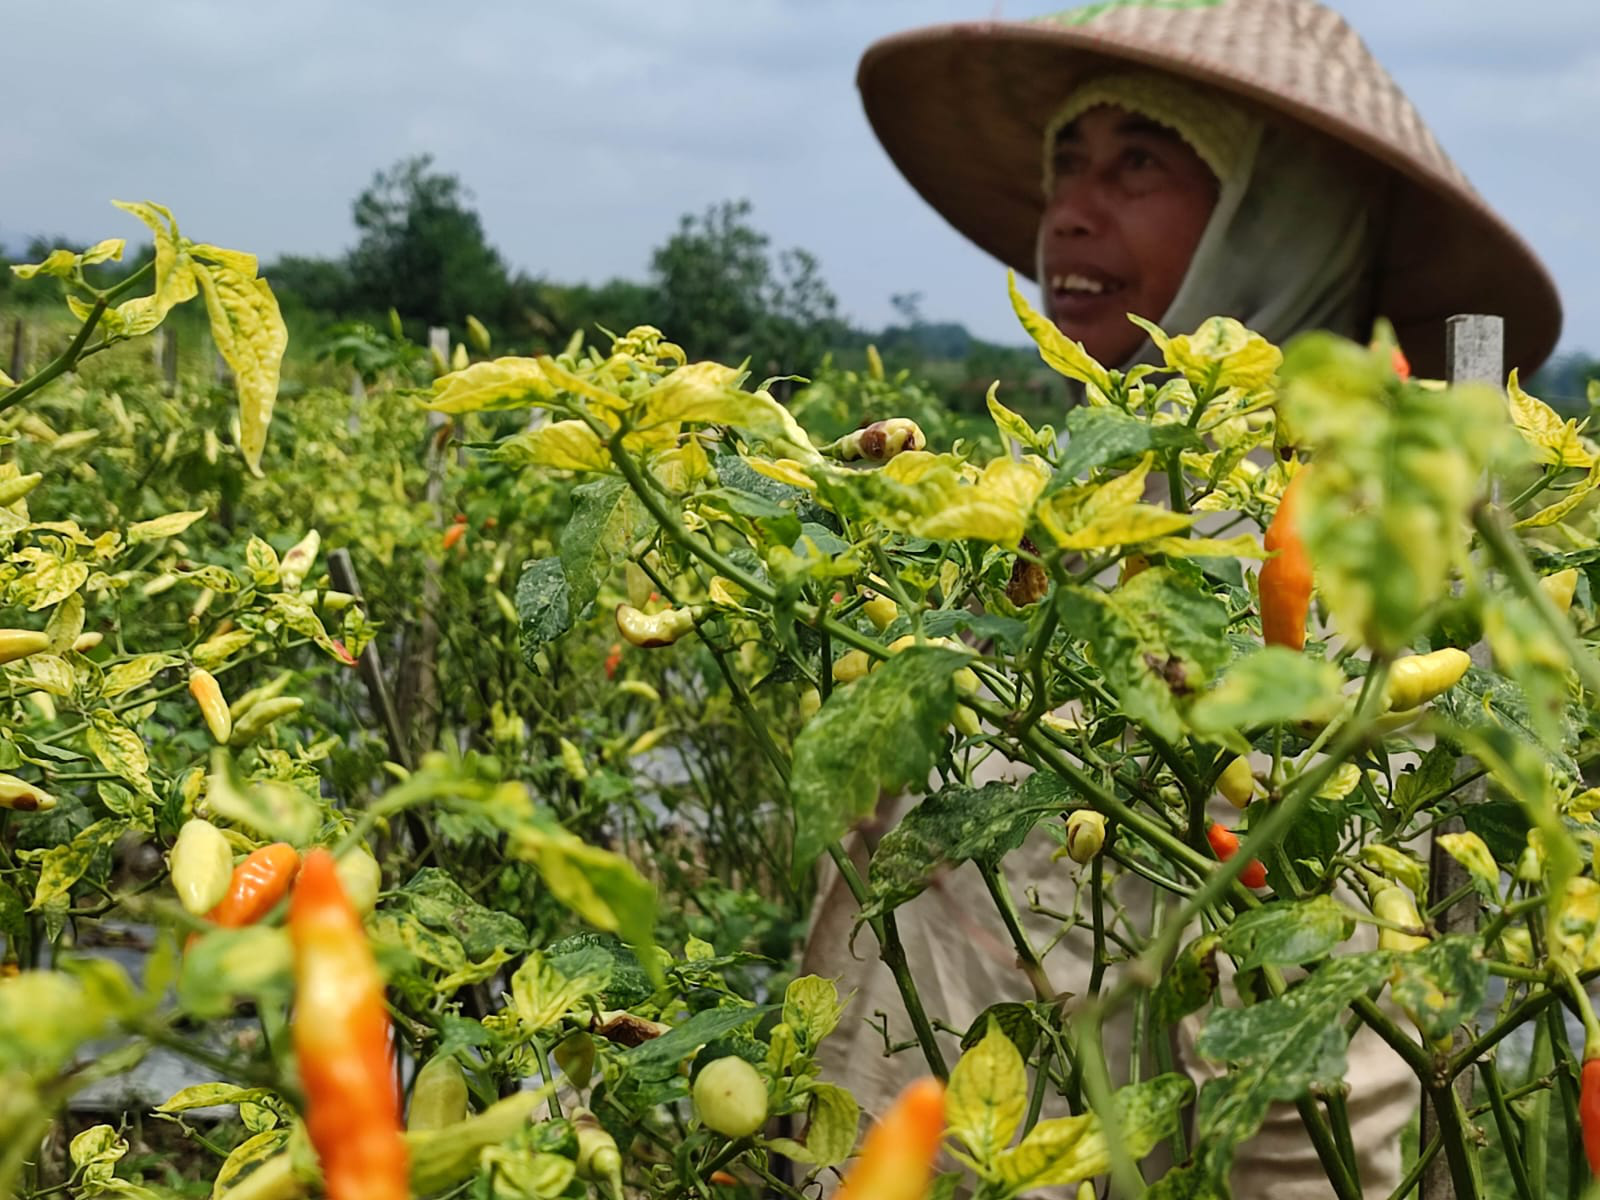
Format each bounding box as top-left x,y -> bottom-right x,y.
1036,70 -> 1382,369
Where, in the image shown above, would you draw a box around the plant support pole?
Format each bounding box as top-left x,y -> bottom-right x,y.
1420,313 -> 1503,1200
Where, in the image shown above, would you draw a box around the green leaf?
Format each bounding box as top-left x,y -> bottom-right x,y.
946,1019 -> 1027,1163
546,932 -> 654,1008
1186,648 -> 1346,751
507,825 -> 658,982
127,510 -> 207,543
178,926 -> 293,1019
516,556 -> 573,663
960,1002 -> 1040,1061
862,772 -> 1071,921
26,818 -> 122,910
617,1004 -> 770,1083
101,653 -> 177,699
204,755 -> 319,847
510,950 -> 606,1032
1056,567 -> 1230,744
789,646 -> 967,879
1219,896 -> 1354,972
1151,934 -> 1220,1027
767,1082 -> 859,1166
1048,407 -> 1203,491
560,476 -> 646,618
394,868 -> 529,960
1189,954 -> 1392,1187
1391,938 -> 1488,1045
783,976 -> 845,1051
992,1074 -> 1191,1189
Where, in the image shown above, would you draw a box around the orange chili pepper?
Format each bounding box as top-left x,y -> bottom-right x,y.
1259,469 -> 1312,651
835,1076 -> 945,1200
206,842 -> 301,928
604,643 -> 623,680
1391,346 -> 1411,380
1206,823 -> 1268,889
290,850 -> 407,1200
442,522 -> 467,553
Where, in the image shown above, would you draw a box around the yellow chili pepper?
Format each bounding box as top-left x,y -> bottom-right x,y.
188,668 -> 233,743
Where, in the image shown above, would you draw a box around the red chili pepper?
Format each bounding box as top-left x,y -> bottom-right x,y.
290,850 -> 407,1200
442,524 -> 467,553
1260,469 -> 1312,652
1583,1054 -> 1600,1179
1206,823 -> 1268,889
330,638 -> 357,667
604,642 -> 623,680
207,843 -> 301,928
1391,346 -> 1411,380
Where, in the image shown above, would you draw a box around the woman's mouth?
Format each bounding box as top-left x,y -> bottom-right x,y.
1048,271 -> 1128,324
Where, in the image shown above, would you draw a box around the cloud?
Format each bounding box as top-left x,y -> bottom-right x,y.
1,0 -> 1591,356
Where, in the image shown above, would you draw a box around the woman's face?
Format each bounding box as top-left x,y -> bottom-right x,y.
1036,104 -> 1219,366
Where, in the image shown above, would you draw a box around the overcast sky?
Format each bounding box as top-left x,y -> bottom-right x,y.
4,1 -> 1595,356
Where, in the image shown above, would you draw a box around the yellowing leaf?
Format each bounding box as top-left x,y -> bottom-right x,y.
1436,832 -> 1501,896
428,357 -> 554,414
1048,504 -> 1195,551
743,457 -> 817,490
497,421 -> 612,472
102,653 -> 177,698
80,238 -> 126,265
192,261 -> 287,475
1007,270 -> 1112,395
127,509 -> 207,543
1516,460 -> 1600,529
1161,317 -> 1282,393
1508,370 -> 1595,468
112,200 -> 198,318
1145,534 -> 1267,559
945,1019 -> 1027,1162
86,710 -> 151,790
986,381 -> 1039,448
12,248 -> 79,280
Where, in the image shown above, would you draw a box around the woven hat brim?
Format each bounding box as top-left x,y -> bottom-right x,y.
858,22 -> 1563,377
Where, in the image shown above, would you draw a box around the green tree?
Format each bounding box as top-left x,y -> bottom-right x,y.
345,155 -> 511,330
649,199 -> 842,376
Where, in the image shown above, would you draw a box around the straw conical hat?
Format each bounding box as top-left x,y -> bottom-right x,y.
858,0 -> 1562,376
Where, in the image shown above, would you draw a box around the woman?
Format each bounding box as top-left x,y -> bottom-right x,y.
804,1 -> 1562,1196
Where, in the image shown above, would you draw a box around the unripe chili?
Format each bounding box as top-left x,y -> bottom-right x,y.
230,697 -> 304,744
170,818 -> 234,916
835,1076 -> 945,1200
1541,567 -> 1580,615
279,530 -> 321,592
692,1056 -> 768,1138
1064,811 -> 1106,864
861,591 -> 899,631
0,772 -> 54,813
188,668 -> 232,743
573,1109 -> 623,1190
290,849 -> 407,1200
825,418 -> 926,463
615,604 -> 698,648
1382,648 -> 1470,712
408,1053 -> 470,1132
1217,756 -> 1255,809
1259,468 -> 1312,651
1372,883 -> 1429,953
0,630 -> 51,666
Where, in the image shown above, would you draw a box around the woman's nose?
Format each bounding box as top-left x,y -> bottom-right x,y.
1044,177 -> 1110,239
